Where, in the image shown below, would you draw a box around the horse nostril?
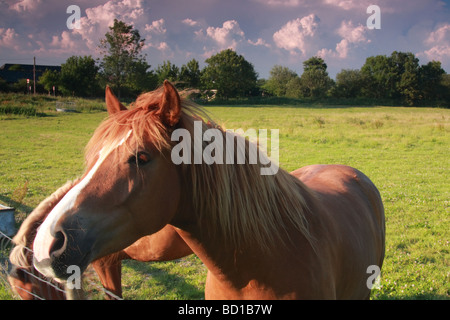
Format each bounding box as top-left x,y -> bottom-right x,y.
49,231 -> 66,258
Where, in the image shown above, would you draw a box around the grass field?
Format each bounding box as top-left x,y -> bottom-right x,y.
0,98 -> 448,300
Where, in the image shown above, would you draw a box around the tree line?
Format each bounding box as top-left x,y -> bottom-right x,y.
34,20 -> 258,100
264,52 -> 449,106
2,19 -> 448,106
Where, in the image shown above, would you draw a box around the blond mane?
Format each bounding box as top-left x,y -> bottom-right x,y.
85,89 -> 315,254
176,109 -> 316,253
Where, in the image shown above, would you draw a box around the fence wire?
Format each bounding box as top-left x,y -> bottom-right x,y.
0,229 -> 123,300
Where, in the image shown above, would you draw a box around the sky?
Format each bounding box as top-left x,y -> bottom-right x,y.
0,0 -> 449,79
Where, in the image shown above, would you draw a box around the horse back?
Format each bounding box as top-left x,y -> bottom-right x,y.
292,164 -> 385,299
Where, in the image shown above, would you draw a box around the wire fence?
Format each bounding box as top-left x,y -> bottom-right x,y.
0,229 -> 123,300
55,101 -> 78,112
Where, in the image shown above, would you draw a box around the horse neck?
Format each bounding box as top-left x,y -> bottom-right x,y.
172,195 -> 316,299
168,117 -> 316,296
171,161 -> 316,288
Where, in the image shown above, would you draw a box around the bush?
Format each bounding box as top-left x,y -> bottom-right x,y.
0,105 -> 37,116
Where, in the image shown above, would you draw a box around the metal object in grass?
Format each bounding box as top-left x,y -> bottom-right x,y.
55,101 -> 78,112
0,204 -> 16,238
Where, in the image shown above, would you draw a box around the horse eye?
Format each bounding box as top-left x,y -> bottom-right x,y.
128,151 -> 151,166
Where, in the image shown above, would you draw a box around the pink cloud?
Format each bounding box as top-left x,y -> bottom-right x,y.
182,19 -> 200,27
425,24 -> 450,45
252,0 -> 305,6
10,0 -> 149,60
141,19 -> 172,55
248,38 -> 271,48
205,20 -> 245,50
0,27 -> 21,50
273,14 -> 319,55
45,31 -> 80,54
419,23 -> 450,62
9,0 -> 42,12
322,0 -> 366,10
323,0 -> 397,13
145,19 -> 166,35
318,20 -> 369,59
72,0 -> 146,50
337,21 -> 368,44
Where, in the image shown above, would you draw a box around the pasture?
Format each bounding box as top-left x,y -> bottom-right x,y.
0,100 -> 448,300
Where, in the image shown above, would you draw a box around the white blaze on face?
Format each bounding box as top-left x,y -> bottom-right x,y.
33,130 -> 132,267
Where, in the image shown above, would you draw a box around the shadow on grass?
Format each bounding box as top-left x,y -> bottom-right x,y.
0,195 -> 34,215
122,259 -> 204,300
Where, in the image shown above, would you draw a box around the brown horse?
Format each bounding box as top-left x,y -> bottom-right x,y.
32,81 -> 385,299
8,180 -> 192,300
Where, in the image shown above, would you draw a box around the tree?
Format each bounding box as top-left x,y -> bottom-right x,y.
440,74 -> 450,105
390,51 -> 420,105
59,56 -> 99,96
303,56 -> 327,73
155,61 -> 179,86
38,69 -> 60,94
201,49 -> 257,99
299,56 -> 333,98
262,65 -> 298,97
419,60 -> 446,101
361,51 -> 421,104
360,54 -> 391,99
285,77 -> 303,98
99,19 -> 146,97
332,69 -> 366,98
127,59 -> 158,93
0,77 -> 7,92
179,59 -> 201,88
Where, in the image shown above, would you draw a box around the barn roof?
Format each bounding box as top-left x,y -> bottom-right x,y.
0,63 -> 61,83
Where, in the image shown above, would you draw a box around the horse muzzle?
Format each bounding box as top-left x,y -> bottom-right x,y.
33,225 -> 92,281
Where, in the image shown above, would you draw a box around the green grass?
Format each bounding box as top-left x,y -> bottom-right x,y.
0,96 -> 448,300
0,93 -> 106,117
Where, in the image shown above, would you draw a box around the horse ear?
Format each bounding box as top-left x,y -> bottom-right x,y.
159,80 -> 181,126
105,86 -> 127,115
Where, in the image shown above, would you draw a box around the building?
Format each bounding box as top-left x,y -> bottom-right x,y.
0,63 -> 61,83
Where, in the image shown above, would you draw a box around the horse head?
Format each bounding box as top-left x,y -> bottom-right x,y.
33,81 -> 183,281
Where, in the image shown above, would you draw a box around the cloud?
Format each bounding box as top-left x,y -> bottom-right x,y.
157,42 -> 169,51
318,20 -> 369,59
47,31 -> 80,54
72,0 -> 146,50
182,18 -> 200,27
16,0 -> 149,60
273,14 -> 319,55
419,23 -> 450,63
422,45 -> 450,63
145,19 -> 166,35
142,18 -> 170,53
252,0 -> 305,6
425,23 -> 450,45
322,0 -> 366,10
337,20 -> 368,43
9,0 -> 42,12
248,38 -> 271,48
0,27 -> 21,50
205,20 -> 245,50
